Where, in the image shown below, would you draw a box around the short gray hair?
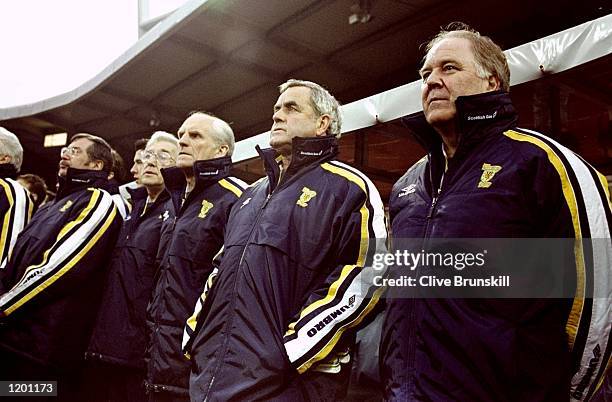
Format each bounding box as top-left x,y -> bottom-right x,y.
279,79 -> 342,138
188,112 -> 235,157
0,127 -> 24,171
424,22 -> 510,92
147,131 -> 179,151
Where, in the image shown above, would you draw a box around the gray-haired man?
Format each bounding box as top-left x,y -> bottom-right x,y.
0,127 -> 32,269
144,113 -> 246,402
85,132 -> 179,402
183,80 -> 387,401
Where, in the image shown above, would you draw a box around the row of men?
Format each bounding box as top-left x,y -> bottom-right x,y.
0,23 -> 611,401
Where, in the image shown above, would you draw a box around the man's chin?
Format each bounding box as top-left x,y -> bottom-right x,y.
269,138 -> 289,152
176,161 -> 193,170
140,180 -> 159,188
424,110 -> 455,127
176,155 -> 193,168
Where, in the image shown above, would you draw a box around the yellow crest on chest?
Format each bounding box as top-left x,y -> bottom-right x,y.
198,200 -> 214,218
296,187 -> 317,208
478,163 -> 502,188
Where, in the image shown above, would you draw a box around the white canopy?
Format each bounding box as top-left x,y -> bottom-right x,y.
232,13 -> 612,162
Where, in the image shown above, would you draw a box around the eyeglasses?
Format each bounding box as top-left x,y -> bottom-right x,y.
60,146 -> 83,157
142,150 -> 175,165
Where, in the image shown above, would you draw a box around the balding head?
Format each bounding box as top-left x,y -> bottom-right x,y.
0,127 -> 23,172
176,112 -> 235,172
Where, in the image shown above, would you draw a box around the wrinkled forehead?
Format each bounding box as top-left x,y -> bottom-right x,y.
147,140 -> 178,154
423,36 -> 475,66
68,137 -> 93,151
179,113 -> 214,132
275,86 -> 313,107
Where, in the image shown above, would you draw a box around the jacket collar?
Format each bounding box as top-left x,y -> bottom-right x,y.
402,91 -> 517,195
161,156 -> 232,210
56,168 -> 109,199
402,91 -> 518,158
128,185 -> 148,203
256,135 -> 338,192
127,185 -> 170,216
0,164 -> 18,179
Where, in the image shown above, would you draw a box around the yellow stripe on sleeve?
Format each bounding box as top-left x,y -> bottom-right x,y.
4,206 -> 117,316
296,285 -> 386,373
504,130 -> 585,349
57,190 -> 100,240
290,163 -> 369,321
0,180 -> 15,260
596,172 -> 612,209
219,179 -> 243,198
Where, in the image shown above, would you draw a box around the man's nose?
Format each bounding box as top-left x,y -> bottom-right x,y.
178,133 -> 190,147
272,109 -> 284,123
424,69 -> 443,87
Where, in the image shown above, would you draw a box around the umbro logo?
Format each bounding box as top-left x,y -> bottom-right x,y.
160,210 -> 170,221
240,197 -> 252,209
398,184 -> 417,198
59,200 -> 73,212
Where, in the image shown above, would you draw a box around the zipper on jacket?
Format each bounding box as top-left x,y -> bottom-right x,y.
427,196 -> 438,219
205,191 -> 271,400
423,160 -> 445,238
203,376 -> 214,402
204,161 -> 324,400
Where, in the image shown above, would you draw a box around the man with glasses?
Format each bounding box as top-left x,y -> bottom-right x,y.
0,127 -> 32,269
86,132 -> 178,402
144,112 -> 246,402
0,133 -> 122,401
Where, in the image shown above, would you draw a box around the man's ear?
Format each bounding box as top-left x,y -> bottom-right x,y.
215,144 -> 229,158
89,159 -> 104,171
0,155 -> 12,164
315,114 -> 331,137
488,75 -> 501,91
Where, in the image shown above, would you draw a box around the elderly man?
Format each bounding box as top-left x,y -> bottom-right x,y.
0,127 -> 32,268
381,23 -> 612,401
145,112 -> 245,401
85,132 -> 178,402
0,133 -> 121,401
183,79 -> 387,401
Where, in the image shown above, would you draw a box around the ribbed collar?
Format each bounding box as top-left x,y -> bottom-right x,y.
256,135 -> 338,192
402,91 -> 518,159
56,168 -> 110,199
402,91 -> 518,196
161,156 -> 232,211
0,163 -> 18,179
